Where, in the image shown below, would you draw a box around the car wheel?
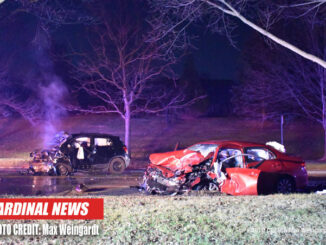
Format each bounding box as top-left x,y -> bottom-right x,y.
48,168 -> 56,176
193,183 -> 205,191
207,182 -> 219,191
276,176 -> 295,194
27,168 -> 35,175
193,181 -> 219,191
56,164 -> 70,176
108,157 -> 126,174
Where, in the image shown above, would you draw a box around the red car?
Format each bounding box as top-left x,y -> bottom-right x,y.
142,141 -> 308,195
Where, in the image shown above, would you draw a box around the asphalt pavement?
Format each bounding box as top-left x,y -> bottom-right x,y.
0,169 -> 143,196
0,168 -> 325,196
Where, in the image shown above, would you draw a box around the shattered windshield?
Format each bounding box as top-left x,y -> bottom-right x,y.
187,144 -> 218,157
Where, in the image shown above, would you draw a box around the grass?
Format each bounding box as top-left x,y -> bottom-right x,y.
0,194 -> 325,244
306,162 -> 326,171
0,115 -> 325,167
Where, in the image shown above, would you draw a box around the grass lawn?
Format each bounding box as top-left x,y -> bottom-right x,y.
0,115 -> 325,168
0,194 -> 325,244
306,162 -> 326,171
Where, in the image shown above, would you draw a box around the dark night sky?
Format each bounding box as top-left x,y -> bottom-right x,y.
0,0 -> 252,83
187,22 -> 251,81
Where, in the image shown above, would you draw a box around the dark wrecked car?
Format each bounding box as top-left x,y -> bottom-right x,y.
142,140 -> 308,195
29,132 -> 130,175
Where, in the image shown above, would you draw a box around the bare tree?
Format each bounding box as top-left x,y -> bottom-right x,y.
2,0 -> 94,30
231,69 -> 290,125
233,19 -> 326,158
0,0 -> 93,138
66,1 -> 204,151
0,59 -> 41,124
149,0 -> 326,68
231,32 -> 295,125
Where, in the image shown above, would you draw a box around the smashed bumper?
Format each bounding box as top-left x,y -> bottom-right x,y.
28,162 -> 55,175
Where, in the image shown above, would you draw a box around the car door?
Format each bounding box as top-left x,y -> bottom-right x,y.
243,147 -> 283,172
220,168 -> 261,195
243,147 -> 285,194
70,136 -> 92,168
217,144 -> 260,195
93,137 -> 114,164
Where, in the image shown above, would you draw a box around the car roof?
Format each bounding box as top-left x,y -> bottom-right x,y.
71,133 -> 119,139
196,140 -> 268,148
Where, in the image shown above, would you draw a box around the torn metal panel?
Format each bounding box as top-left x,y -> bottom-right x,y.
149,150 -> 206,173
220,168 -> 260,196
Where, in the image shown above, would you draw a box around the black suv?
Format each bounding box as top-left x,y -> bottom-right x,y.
29,132 -> 130,175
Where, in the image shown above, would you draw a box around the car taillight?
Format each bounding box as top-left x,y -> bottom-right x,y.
301,162 -> 305,167
123,146 -> 128,154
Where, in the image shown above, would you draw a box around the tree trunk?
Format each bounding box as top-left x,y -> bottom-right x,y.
124,103 -> 131,154
322,124 -> 326,160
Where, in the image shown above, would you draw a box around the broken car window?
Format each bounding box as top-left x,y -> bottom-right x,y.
94,138 -> 113,147
218,148 -> 243,168
244,147 -> 276,163
187,144 -> 217,158
74,137 -> 91,147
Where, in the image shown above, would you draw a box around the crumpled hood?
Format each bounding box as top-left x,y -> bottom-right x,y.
30,147 -> 60,163
149,149 -> 205,172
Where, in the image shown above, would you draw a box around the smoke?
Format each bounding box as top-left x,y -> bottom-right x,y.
40,77 -> 67,147
0,9 -> 69,146
31,27 -> 68,147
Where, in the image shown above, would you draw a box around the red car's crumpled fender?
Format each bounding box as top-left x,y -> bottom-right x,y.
149,150 -> 205,173
221,168 -> 261,196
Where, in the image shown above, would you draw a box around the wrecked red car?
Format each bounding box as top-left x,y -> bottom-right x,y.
142,141 -> 308,195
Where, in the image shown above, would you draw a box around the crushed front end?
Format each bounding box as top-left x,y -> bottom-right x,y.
141,151 -> 219,195
142,165 -> 185,194
28,131 -> 70,175
29,149 -> 60,175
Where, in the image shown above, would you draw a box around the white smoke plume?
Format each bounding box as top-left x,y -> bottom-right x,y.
32,27 -> 68,147
40,77 -> 67,147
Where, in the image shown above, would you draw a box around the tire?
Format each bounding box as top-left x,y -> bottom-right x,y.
48,168 -> 56,176
108,157 -> 126,174
193,183 -> 205,191
207,182 -> 219,191
56,164 -> 70,176
276,176 -> 295,194
27,168 -> 35,175
193,181 -> 219,191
